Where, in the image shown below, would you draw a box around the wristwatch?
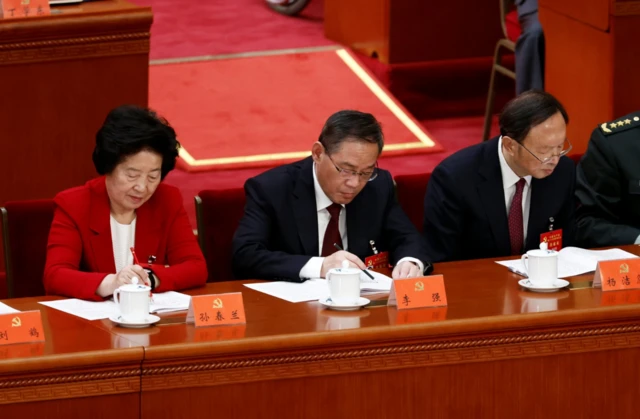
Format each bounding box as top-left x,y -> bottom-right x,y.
144,268 -> 158,291
423,261 -> 434,275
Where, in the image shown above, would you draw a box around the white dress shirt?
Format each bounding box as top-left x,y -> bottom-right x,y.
110,216 -> 136,273
498,137 -> 532,242
299,163 -> 423,279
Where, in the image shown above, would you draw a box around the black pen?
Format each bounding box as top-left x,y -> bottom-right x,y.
333,243 -> 375,280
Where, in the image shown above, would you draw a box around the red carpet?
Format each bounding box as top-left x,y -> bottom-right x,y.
150,48 -> 444,172
132,0 -> 330,60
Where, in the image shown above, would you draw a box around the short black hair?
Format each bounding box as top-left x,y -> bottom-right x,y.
499,90 -> 569,143
92,105 -> 180,179
318,110 -> 384,155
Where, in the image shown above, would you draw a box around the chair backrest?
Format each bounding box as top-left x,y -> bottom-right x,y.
1,199 -> 56,298
195,188 -> 246,282
394,173 -> 432,232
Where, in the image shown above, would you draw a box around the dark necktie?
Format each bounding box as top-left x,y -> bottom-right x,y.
321,203 -> 342,257
509,178 -> 526,255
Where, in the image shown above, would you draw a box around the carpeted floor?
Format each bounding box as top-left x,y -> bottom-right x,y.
132,0 -> 331,60
150,48 -> 443,172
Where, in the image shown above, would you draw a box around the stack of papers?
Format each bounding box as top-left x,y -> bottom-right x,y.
39,291 -> 191,321
496,247 -> 638,278
244,270 -> 392,303
0,302 -> 19,314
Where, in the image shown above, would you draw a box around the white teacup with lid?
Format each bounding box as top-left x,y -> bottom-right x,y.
326,260 -> 361,305
113,277 -> 151,322
521,241 -> 558,287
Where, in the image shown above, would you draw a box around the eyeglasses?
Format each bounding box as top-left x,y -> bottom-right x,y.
517,138 -> 573,165
325,153 -> 378,182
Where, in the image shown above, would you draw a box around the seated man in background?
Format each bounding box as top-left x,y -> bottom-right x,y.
575,113 -> 640,247
232,110 -> 431,281
514,0 -> 545,93
423,91 -> 576,262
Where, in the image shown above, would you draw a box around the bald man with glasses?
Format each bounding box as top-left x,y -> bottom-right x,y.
423,91 -> 576,262
232,110 -> 431,282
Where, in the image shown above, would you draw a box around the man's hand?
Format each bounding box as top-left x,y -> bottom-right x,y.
392,261 -> 421,279
320,251 -> 366,278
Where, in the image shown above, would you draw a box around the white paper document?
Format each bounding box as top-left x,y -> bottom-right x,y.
149,291 -> 192,313
244,270 -> 393,303
496,247 -> 639,278
39,291 -> 192,321
0,302 -> 19,314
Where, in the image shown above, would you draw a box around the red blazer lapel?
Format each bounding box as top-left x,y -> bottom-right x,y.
88,178 -> 117,274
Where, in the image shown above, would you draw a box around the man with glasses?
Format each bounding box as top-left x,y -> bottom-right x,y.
575,112 -> 640,247
423,90 -> 576,262
232,110 -> 431,281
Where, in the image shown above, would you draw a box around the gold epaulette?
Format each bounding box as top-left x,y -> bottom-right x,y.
600,114 -> 640,136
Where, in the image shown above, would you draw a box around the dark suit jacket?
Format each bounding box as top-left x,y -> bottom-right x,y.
232,157 -> 430,281
576,112 -> 640,247
423,137 -> 576,262
44,177 -> 208,301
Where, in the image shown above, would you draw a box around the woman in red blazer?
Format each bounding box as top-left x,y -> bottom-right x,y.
44,105 -> 208,301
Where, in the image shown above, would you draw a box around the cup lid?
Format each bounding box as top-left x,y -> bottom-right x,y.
118,284 -> 150,292
328,267 -> 361,275
526,249 -> 558,257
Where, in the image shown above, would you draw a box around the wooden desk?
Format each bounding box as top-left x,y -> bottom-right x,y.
3,247 -> 640,418
0,0 -> 152,204
0,297 -> 143,419
100,247 -> 640,418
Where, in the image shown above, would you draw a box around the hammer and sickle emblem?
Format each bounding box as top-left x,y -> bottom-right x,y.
11,317 -> 21,327
212,298 -> 223,309
415,281 -> 424,292
620,263 -> 630,274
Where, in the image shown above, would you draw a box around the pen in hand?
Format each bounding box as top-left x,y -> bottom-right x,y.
130,247 -> 154,300
333,243 -> 375,280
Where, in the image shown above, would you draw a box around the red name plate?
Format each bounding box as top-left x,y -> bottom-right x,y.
365,251 -> 390,271
540,229 -> 563,251
187,292 -> 246,327
0,310 -> 45,346
388,275 -> 447,310
593,258 -> 640,292
1,0 -> 50,19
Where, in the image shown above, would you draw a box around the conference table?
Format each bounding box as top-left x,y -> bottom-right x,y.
2,247 -> 640,418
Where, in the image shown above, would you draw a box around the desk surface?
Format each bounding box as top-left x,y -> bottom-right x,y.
93,245 -> 640,360
4,246 -> 640,358
3,246 -> 640,418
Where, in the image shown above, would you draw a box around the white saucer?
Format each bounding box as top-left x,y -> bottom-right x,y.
319,297 -> 370,311
518,279 -> 569,293
109,314 -> 160,328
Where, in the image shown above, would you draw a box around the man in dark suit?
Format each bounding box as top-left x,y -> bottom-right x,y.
514,0 -> 544,94
576,112 -> 640,247
423,91 -> 576,262
232,110 -> 431,281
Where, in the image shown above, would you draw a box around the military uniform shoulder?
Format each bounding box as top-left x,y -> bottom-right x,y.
599,112 -> 640,136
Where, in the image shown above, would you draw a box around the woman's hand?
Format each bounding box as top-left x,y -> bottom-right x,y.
96,265 -> 151,297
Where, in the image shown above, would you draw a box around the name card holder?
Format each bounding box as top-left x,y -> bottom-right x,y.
186,292 -> 246,327
0,310 -> 45,346
388,275 -> 448,310
593,258 -> 640,292
1,0 -> 50,19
